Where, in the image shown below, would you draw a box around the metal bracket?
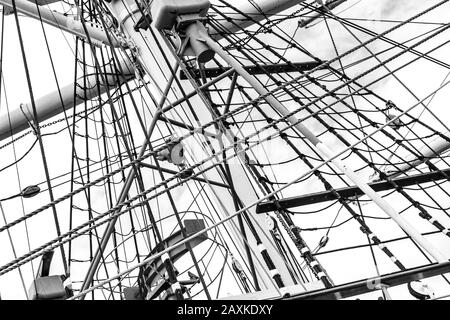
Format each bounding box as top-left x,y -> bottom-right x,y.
175,14 -> 207,32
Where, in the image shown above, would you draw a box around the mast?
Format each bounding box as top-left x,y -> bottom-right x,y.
0,0 -> 449,301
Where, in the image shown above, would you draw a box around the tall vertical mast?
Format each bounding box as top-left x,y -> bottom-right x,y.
78,0 -> 301,296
